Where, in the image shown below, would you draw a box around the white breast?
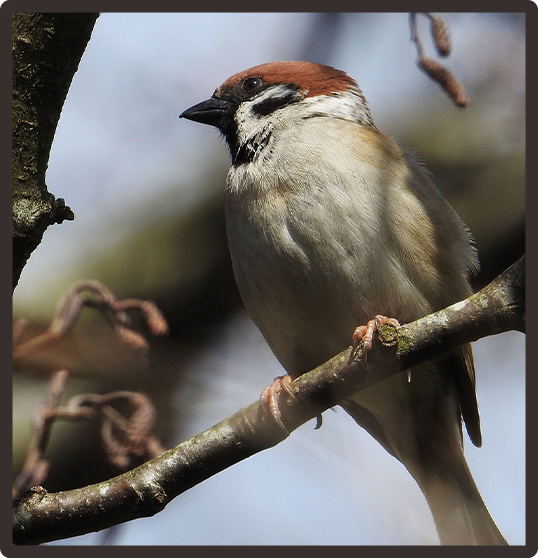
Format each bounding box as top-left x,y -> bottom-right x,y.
225,116 -> 473,376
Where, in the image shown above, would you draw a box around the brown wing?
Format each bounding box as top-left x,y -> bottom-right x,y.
451,343 -> 482,447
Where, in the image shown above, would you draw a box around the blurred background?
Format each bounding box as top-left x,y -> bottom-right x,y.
12,13 -> 525,545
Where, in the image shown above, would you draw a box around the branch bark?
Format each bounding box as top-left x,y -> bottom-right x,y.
12,256 -> 525,545
12,13 -> 99,291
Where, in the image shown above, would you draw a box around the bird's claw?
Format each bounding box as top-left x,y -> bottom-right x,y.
348,315 -> 400,364
260,374 -> 295,434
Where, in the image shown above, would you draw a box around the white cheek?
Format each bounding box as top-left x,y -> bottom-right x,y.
234,103 -> 272,149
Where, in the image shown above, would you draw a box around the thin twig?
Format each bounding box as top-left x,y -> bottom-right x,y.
13,280 -> 169,361
409,13 -> 469,107
13,375 -> 165,499
13,281 -> 169,499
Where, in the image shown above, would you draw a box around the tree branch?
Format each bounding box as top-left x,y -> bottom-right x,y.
12,13 -> 99,291
12,256 -> 525,545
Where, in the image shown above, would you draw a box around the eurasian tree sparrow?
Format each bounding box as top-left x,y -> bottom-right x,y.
180,61 -> 506,545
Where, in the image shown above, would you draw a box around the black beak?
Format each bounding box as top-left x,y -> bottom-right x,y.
180,97 -> 234,131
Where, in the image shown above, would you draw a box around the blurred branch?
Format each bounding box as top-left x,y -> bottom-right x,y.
13,280 -> 169,500
409,13 -> 469,107
13,279 -> 169,363
13,256 -> 524,545
12,13 -> 99,290
12,370 -> 165,500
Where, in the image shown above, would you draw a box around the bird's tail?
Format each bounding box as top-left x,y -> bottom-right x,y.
341,389 -> 507,545
416,457 -> 507,545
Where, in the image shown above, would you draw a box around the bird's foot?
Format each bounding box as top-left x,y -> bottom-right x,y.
260,374 -> 295,434
349,315 -> 400,364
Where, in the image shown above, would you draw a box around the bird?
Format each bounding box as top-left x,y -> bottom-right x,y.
180,61 -> 507,545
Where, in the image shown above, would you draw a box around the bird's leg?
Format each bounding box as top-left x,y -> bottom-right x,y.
349,314 -> 400,363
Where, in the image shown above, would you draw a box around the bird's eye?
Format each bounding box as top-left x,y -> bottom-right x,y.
241,76 -> 264,93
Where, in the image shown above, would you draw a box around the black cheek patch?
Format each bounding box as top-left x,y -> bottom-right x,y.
251,86 -> 302,117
